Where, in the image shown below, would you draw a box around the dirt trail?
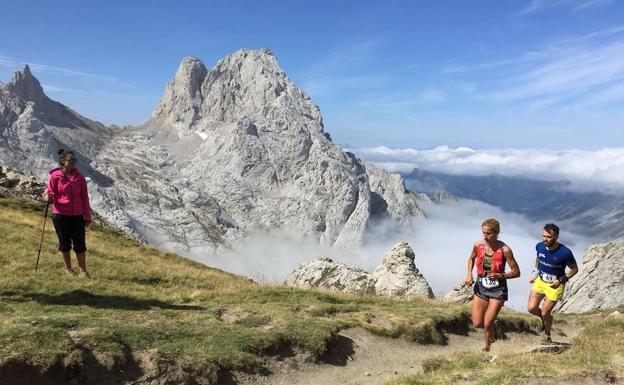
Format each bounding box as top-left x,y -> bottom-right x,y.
234,322 -> 582,385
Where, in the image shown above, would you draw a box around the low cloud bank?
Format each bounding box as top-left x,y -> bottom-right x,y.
188,199 -> 592,311
350,145 -> 624,194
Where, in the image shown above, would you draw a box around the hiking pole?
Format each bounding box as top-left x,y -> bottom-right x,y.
35,202 -> 50,271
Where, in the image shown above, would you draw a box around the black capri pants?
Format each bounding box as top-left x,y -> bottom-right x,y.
51,214 -> 87,253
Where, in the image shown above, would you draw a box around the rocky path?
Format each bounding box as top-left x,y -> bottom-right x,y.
235,323 -> 581,385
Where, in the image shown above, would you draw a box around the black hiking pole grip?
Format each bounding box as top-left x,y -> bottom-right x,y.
35,202 -> 50,271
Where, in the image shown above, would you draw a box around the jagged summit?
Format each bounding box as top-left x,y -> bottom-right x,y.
153,48 -> 303,134
3,65 -> 105,131
174,56 -> 208,91
7,64 -> 47,105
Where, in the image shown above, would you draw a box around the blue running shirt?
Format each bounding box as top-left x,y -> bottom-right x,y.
535,242 -> 577,278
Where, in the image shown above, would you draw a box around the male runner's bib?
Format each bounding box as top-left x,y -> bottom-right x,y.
539,272 -> 557,283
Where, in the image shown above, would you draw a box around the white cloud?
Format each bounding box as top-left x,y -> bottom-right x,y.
441,24 -> 624,114
492,41 -> 624,103
517,0 -> 613,16
351,145 -> 624,194
0,53 -> 128,86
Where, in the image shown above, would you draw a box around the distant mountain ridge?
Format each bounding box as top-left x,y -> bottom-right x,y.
404,168 -> 624,240
0,49 -> 424,256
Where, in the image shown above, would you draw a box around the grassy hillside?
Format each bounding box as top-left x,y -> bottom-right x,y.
0,196 -> 497,384
2,196 -> 621,385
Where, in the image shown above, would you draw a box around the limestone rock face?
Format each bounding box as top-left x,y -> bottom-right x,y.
372,241 -> 434,298
152,56 -> 208,133
365,163 -> 425,223
287,241 -> 434,299
0,49 -> 426,258
285,257 -> 375,294
557,239 -> 624,313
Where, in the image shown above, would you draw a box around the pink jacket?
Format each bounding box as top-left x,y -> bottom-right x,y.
46,167 -> 92,221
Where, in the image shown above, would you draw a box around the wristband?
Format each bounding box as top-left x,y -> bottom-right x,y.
532,269 -> 540,276
558,275 -> 569,284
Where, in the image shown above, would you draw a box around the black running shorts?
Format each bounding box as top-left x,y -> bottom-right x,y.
473,275 -> 508,301
51,214 -> 87,253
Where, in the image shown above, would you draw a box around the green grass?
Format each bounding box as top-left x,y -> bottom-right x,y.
0,196 -> 490,383
385,309 -> 624,385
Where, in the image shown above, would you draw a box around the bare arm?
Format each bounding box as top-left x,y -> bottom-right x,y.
465,243 -> 478,286
551,263 -> 579,288
529,257 -> 539,283
567,263 -> 579,279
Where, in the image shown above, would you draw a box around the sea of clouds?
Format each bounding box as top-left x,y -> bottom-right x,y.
350,145 -> 624,195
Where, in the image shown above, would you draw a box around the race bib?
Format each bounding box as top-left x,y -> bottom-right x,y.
481,277 -> 500,289
540,272 -> 557,283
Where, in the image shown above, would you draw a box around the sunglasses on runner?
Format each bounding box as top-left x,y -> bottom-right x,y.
62,158 -> 77,163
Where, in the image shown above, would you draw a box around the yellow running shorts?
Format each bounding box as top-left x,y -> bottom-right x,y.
531,276 -> 565,302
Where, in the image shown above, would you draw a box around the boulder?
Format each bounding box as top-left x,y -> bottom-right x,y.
557,238 -> 624,313
441,282 -> 473,303
285,257 -> 375,294
372,241 -> 434,299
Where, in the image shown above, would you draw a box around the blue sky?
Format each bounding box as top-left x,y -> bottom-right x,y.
1,0 -> 623,149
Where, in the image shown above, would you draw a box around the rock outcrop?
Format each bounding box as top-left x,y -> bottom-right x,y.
285,257 -> 376,294
0,164 -> 44,200
365,163 -> 425,223
0,49 -> 426,257
441,282 -> 473,303
287,241 -> 434,299
371,241 -> 434,298
557,239 -> 624,313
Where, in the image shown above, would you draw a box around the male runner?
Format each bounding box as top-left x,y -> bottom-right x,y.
527,223 -> 578,343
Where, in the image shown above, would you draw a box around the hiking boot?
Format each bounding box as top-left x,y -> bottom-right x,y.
541,335 -> 552,344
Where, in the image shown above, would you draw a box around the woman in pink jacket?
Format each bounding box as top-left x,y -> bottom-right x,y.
45,149 -> 92,277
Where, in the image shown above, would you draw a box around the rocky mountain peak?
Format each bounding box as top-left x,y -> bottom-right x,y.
215,48 -> 280,73
2,65 -> 104,131
212,48 -> 288,91
153,48 -> 300,132
174,56 -> 208,92
7,65 -> 46,105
